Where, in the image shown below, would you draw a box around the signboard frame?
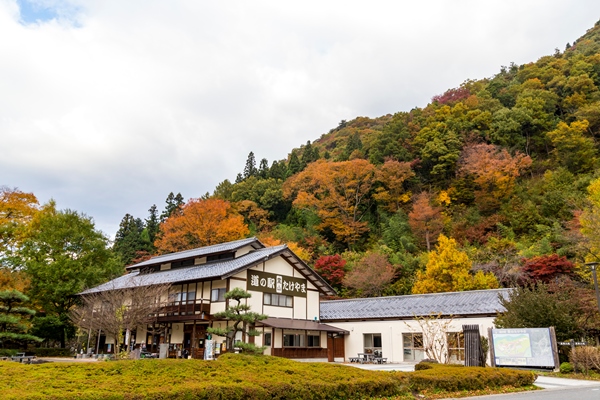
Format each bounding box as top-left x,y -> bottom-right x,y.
488,327 -> 560,370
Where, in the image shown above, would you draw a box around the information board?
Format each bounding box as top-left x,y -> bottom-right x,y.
490,328 -> 557,369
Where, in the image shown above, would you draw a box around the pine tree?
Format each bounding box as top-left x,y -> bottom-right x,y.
160,192 -> 184,222
145,205 -> 159,245
243,152 -> 257,179
0,290 -> 42,346
113,214 -> 146,266
258,158 -> 269,179
287,150 -> 301,177
270,160 -> 286,180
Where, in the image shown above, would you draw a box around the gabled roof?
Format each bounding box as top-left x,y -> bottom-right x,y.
125,237 -> 264,270
82,242 -> 336,296
320,288 -> 511,321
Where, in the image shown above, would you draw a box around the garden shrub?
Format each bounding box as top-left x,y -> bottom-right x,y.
405,363 -> 536,392
34,348 -> 73,357
0,353 -> 537,399
559,362 -> 574,374
0,349 -> 18,357
570,346 -> 600,373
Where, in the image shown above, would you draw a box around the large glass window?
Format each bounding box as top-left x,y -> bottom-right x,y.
403,333 -> 424,361
211,288 -> 226,302
447,332 -> 465,362
363,333 -> 382,354
307,334 -> 321,347
283,333 -> 305,347
263,293 -> 293,308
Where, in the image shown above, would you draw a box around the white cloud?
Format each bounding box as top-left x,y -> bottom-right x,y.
1,0 -> 599,237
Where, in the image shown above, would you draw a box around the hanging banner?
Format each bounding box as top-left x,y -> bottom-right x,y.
204,340 -> 214,360
247,270 -> 307,298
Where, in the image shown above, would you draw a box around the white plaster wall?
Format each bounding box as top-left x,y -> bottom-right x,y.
307,290 -> 320,321
235,245 -> 255,257
264,305 -> 293,318
293,296 -> 307,319
327,317 -> 497,363
264,257 -> 294,275
171,323 -> 184,344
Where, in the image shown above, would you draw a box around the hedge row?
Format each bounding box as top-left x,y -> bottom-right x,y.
0,354 -> 537,399
405,362 -> 537,392
33,348 -> 73,357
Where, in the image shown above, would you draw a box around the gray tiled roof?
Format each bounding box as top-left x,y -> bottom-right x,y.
125,237 -> 263,270
82,245 -> 287,294
320,289 -> 511,321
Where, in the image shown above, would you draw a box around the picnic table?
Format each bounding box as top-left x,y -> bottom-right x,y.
11,353 -> 36,364
349,353 -> 387,364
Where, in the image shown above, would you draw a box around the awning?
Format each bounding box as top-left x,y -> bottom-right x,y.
258,317 -> 348,334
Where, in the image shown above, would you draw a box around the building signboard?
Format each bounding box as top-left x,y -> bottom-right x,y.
247,270 -> 307,298
490,328 -> 558,369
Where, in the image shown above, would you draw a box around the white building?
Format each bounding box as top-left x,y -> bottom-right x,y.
320,289 -> 510,363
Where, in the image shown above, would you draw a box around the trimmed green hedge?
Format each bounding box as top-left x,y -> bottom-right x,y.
0,353 -> 537,399
405,363 -> 537,392
34,348 -> 73,357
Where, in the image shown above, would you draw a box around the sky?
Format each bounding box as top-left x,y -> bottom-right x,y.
2,0 -> 600,240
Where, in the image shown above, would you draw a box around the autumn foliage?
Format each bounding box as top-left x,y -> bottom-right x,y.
155,198 -> 249,254
314,255 -> 346,287
412,235 -> 499,294
521,254 -> 575,283
284,159 -> 376,247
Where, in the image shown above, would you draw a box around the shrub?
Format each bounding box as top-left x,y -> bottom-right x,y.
570,346 -> 600,373
559,362 -> 574,374
34,348 -> 73,357
405,363 -> 537,392
0,349 -> 18,357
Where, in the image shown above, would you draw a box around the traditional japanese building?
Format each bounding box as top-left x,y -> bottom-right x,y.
82,237 -> 347,360
320,289 -> 510,364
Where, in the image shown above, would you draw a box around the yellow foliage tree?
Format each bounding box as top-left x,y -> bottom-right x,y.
412,235 -> 499,294
580,177 -> 600,261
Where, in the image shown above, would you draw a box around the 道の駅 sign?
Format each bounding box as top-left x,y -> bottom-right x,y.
247,270 -> 307,298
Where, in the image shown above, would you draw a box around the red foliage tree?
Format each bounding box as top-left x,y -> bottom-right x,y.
522,254 -> 575,284
314,255 -> 346,287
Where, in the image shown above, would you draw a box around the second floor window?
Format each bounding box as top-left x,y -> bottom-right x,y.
211,288 -> 226,302
264,293 -> 292,308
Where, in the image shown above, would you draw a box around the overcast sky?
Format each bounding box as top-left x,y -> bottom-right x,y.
2,0 -> 600,239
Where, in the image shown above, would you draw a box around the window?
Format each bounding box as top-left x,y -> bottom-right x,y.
283,333 -> 305,347
307,334 -> 320,347
403,333 -> 424,361
171,259 -> 195,269
207,252 -> 234,262
211,288 -> 226,302
363,333 -> 382,354
264,333 -> 272,347
263,293 -> 293,308
447,332 -> 465,362
173,291 -> 196,304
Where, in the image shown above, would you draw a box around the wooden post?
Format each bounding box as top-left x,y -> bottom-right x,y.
463,324 -> 482,367
549,326 -> 560,371
488,328 -> 496,368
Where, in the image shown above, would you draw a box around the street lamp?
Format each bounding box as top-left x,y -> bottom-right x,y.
585,262 -> 600,314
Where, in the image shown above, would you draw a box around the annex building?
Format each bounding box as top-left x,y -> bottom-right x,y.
83,238 -> 508,363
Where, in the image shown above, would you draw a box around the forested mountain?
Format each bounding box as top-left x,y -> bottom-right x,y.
105,24 -> 600,304
112,21 -> 600,303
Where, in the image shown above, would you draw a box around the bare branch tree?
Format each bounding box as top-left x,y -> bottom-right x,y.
70,275 -> 171,358
405,312 -> 455,363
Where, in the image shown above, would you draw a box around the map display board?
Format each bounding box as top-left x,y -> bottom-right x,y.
490,328 -> 557,368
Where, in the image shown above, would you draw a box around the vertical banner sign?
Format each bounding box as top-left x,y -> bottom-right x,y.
204,340 -> 214,360
247,270 -> 307,298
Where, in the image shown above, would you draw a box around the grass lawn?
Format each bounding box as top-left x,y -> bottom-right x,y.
0,354 -> 537,399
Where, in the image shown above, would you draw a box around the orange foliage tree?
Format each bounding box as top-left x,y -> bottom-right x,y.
373,158 -> 414,213
283,159 -> 376,248
459,143 -> 532,210
257,234 -> 312,262
154,198 -> 249,254
408,192 -> 444,251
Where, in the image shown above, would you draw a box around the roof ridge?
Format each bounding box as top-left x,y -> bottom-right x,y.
321,288 -> 512,303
